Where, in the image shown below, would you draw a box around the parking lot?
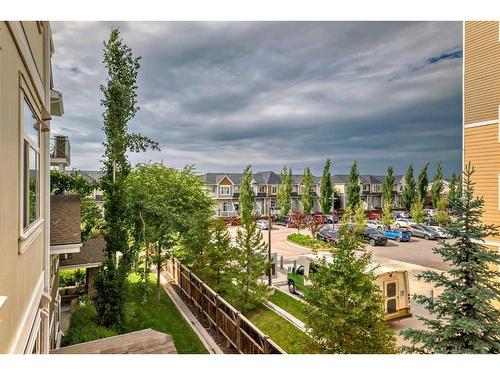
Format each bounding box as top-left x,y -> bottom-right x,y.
228,223 -> 450,346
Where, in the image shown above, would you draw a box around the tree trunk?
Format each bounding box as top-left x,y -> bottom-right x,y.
156,259 -> 161,301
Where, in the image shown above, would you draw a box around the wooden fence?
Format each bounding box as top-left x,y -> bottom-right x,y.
164,258 -> 286,354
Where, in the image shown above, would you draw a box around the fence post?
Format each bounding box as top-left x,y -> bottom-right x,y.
236,312 -> 242,353
280,255 -> 284,270
263,335 -> 271,354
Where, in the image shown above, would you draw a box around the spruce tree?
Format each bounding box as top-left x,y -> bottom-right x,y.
417,162 -> 430,205
94,28 -> 158,328
382,166 -> 395,207
402,164 -> 417,213
301,166 -> 314,214
347,161 -> 361,209
277,166 -> 292,217
403,164 -> 500,353
431,162 -> 444,208
303,204 -> 397,353
320,159 -> 333,214
239,166 -> 255,226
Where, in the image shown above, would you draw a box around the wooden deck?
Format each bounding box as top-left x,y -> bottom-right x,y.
50,329 -> 177,354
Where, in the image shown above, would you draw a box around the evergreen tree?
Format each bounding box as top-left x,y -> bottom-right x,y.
448,172 -> 457,206
431,162 -> 444,208
277,166 -> 292,217
301,166 -> 314,214
417,162 -> 430,205
403,164 -> 500,353
382,166 -> 395,207
435,198 -> 450,226
233,220 -> 269,313
94,28 -> 159,328
347,161 -> 361,209
402,164 -> 417,213
303,204 -> 397,353
320,159 -> 333,214
239,166 -> 255,226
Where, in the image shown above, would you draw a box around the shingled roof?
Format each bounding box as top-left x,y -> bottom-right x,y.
60,236 -> 105,268
50,194 -> 81,246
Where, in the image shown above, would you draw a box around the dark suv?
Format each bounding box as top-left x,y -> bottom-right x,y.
316,227 -> 339,244
362,228 -> 388,246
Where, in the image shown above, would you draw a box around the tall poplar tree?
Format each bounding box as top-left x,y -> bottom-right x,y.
301,166 -> 314,214
239,166 -> 255,226
277,166 -> 292,217
403,164 -> 500,353
382,166 -> 395,206
431,162 -> 444,208
93,28 -> 159,328
417,162 -> 430,205
402,164 -> 417,213
320,159 -> 333,214
347,161 -> 360,209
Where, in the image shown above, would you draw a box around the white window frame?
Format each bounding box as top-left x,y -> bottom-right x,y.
18,79 -> 44,252
271,186 -> 277,194
219,185 -> 231,196
258,185 -> 266,194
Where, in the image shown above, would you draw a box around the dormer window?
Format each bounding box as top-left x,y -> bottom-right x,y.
258,186 -> 266,193
219,186 -> 231,195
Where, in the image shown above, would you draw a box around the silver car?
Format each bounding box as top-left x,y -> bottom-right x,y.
366,220 -> 383,230
408,224 -> 437,240
256,219 -> 270,230
429,226 -> 452,239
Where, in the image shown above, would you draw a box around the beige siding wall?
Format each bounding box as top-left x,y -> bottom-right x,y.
464,21 -> 500,124
0,21 -> 50,353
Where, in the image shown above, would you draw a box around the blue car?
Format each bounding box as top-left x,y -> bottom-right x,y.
383,229 -> 412,242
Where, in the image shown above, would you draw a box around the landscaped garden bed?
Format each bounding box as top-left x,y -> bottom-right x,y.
287,233 -> 328,248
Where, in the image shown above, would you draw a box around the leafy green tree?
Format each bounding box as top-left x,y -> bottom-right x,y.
417,163 -> 430,205
94,28 -> 159,328
431,162 -> 444,208
303,205 -> 397,353
435,198 -> 450,226
381,200 -> 393,228
347,161 -> 361,209
51,170 -> 96,197
124,163 -> 213,301
320,159 -> 333,214
239,166 -> 255,226
403,164 -> 500,353
81,197 -> 102,242
448,172 -> 457,206
402,164 -> 417,213
382,166 -> 394,207
201,220 -> 238,297
233,220 -> 269,313
277,166 -> 292,217
301,166 -> 314,214
410,197 -> 425,224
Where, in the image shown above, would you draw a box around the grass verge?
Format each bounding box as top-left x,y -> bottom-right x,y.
268,289 -> 307,322
246,305 -> 320,354
287,233 -> 328,248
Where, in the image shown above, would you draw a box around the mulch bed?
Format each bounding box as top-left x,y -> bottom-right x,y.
169,282 -> 238,354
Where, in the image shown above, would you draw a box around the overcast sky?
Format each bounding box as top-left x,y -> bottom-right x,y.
51,21 -> 462,177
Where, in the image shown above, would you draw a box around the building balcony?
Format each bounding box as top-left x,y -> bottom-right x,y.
50,135 -> 71,168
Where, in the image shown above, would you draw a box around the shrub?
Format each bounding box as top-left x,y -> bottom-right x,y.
287,233 -> 327,248
65,304 -> 117,346
59,268 -> 86,287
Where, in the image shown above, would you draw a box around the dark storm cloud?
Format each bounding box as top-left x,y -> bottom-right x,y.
50,21 -> 462,177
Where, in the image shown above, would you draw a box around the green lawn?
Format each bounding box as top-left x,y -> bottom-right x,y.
287,233 -> 329,249
268,288 -> 307,322
124,274 -> 208,354
246,305 -> 320,354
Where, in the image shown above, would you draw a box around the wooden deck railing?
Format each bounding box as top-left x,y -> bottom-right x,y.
164,258 -> 286,354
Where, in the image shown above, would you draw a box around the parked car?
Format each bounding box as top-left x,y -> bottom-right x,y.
362,228 -> 388,246
395,218 -> 415,228
275,216 -> 289,226
393,211 -> 409,219
425,216 -> 438,226
367,211 -> 381,220
287,253 -> 412,321
408,224 -> 437,240
426,208 -> 437,217
428,226 -> 452,239
383,228 -> 412,242
325,214 -> 340,224
313,214 -> 327,224
316,227 -> 339,244
256,219 -> 270,230
366,220 -> 384,230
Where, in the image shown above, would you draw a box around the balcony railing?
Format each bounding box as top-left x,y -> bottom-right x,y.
50,135 -> 71,166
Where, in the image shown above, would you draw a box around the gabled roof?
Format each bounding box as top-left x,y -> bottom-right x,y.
60,236 -> 106,268
50,194 -> 81,246
65,169 -> 102,183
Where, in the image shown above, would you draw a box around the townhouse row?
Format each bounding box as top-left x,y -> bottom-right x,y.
202,171 -> 407,218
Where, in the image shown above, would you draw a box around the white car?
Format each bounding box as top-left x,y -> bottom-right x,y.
394,218 -> 415,228
429,226 -> 452,239
256,220 -> 270,230
366,220 -> 384,230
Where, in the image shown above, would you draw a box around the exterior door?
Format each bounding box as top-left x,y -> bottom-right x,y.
384,280 -> 399,314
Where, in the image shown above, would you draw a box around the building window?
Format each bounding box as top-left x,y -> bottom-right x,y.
222,202 -> 231,211
22,99 -> 40,230
271,186 -> 277,194
363,184 -> 370,191
212,186 -> 216,193
270,200 -> 276,208
258,186 -> 266,193
234,203 -> 239,211
219,186 -> 231,195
